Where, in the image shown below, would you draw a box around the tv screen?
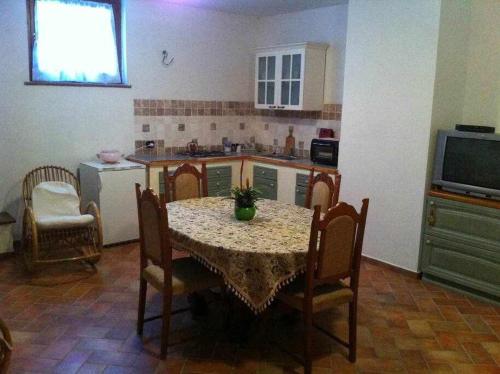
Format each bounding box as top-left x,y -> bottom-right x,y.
442,136 -> 500,191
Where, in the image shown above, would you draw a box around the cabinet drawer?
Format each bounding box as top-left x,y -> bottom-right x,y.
425,197 -> 500,251
159,171 -> 165,194
254,165 -> 277,181
208,187 -> 231,197
207,178 -> 231,197
296,173 -> 309,187
207,166 -> 232,179
421,235 -> 500,297
254,176 -> 277,200
295,185 -> 307,207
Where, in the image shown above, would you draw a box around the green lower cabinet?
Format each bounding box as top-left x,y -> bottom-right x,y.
295,173 -> 309,207
420,196 -> 500,303
254,176 -> 277,200
295,186 -> 307,207
421,235 -> 499,299
159,171 -> 165,195
207,180 -> 231,197
207,166 -> 232,197
253,165 -> 278,200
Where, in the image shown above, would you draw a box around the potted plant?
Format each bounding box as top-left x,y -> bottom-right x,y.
230,179 -> 261,221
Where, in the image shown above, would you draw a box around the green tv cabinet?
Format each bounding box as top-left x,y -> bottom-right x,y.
419,189 -> 500,304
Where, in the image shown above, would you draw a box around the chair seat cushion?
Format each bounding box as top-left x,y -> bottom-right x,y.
277,277 -> 353,313
32,181 -> 94,230
142,257 -> 223,295
35,214 -> 95,230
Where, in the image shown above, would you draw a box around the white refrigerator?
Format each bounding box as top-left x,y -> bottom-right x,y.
79,160 -> 146,246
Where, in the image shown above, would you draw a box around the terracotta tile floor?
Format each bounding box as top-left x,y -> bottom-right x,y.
1,243 -> 499,373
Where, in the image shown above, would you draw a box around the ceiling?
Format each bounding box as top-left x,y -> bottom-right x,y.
165,0 -> 348,17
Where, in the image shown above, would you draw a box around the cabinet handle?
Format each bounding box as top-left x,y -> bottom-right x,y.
268,105 -> 276,109
426,240 -> 431,245
216,171 -> 220,175
261,171 -> 265,175
428,205 -> 436,226
277,106 -> 285,109
270,183 -> 274,187
216,183 -> 220,186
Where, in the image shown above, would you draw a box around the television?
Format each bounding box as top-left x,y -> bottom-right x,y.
432,130 -> 500,198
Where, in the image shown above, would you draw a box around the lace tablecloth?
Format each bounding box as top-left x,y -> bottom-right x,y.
167,197 -> 313,313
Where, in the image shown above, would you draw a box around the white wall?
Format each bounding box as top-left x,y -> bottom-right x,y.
426,0 -> 471,187
0,0 -> 256,227
255,4 -> 348,103
338,0 -> 442,272
127,0 -> 256,100
462,0 -> 500,128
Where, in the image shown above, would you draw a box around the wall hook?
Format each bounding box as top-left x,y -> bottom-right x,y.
162,50 -> 174,66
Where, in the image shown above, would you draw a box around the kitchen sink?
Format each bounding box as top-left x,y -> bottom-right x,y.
261,153 -> 297,161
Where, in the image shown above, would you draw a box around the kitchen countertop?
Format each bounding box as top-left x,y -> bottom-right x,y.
126,152 -> 338,174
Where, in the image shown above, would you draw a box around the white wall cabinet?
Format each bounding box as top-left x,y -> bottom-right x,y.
255,42 -> 328,111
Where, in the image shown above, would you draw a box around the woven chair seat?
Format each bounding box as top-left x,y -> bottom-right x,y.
142,257 -> 222,295
277,277 -> 353,313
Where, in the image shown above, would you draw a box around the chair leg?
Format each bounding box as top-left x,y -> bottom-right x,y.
137,278 -> 147,336
303,308 -> 313,374
160,289 -> 172,359
348,301 -> 357,363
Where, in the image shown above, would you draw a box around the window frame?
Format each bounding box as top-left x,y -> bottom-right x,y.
25,0 -> 130,88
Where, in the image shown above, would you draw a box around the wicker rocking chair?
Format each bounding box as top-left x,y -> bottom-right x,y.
22,166 -> 103,271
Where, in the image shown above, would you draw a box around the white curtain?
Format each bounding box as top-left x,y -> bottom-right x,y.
33,0 -> 121,83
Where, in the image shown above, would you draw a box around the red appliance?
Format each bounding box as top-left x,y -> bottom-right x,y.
318,128 -> 335,138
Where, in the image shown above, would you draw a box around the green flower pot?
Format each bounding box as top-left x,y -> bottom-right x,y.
234,205 -> 256,221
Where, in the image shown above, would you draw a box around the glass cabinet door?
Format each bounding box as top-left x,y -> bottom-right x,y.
256,55 -> 276,107
280,52 -> 302,107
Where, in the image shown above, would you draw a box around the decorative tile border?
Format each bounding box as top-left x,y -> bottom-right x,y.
133,99 -> 342,120
134,139 -> 310,159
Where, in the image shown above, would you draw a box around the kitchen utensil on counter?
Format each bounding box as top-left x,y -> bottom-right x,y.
231,143 -> 242,153
319,128 -> 335,138
285,128 -> 295,156
223,139 -> 232,154
187,140 -> 198,153
97,150 -> 122,164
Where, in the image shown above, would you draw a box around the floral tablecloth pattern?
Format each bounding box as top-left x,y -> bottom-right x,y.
166,197 -> 313,312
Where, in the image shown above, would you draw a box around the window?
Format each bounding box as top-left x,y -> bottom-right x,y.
26,0 -> 127,86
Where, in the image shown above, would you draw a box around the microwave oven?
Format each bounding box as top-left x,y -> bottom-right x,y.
310,138 -> 339,166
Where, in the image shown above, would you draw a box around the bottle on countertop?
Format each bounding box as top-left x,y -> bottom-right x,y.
285,127 -> 295,156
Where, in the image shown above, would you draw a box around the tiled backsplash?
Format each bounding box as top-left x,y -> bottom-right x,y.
133,99 -> 342,120
134,99 -> 342,157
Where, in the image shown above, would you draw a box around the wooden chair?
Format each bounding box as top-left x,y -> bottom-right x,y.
163,163 -> 208,202
21,166 -> 102,271
135,184 -> 222,359
305,170 -> 341,213
0,318 -> 12,374
277,199 -> 369,374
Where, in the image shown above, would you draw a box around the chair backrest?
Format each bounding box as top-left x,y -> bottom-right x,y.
32,182 -> 81,217
23,166 -> 80,207
0,318 -> 12,374
305,170 -> 341,213
135,184 -> 171,272
306,199 -> 369,294
163,163 -> 208,202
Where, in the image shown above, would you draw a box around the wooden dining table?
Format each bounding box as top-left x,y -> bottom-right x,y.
166,196 -> 314,313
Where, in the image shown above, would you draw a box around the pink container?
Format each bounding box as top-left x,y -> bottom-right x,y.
97,150 -> 122,163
